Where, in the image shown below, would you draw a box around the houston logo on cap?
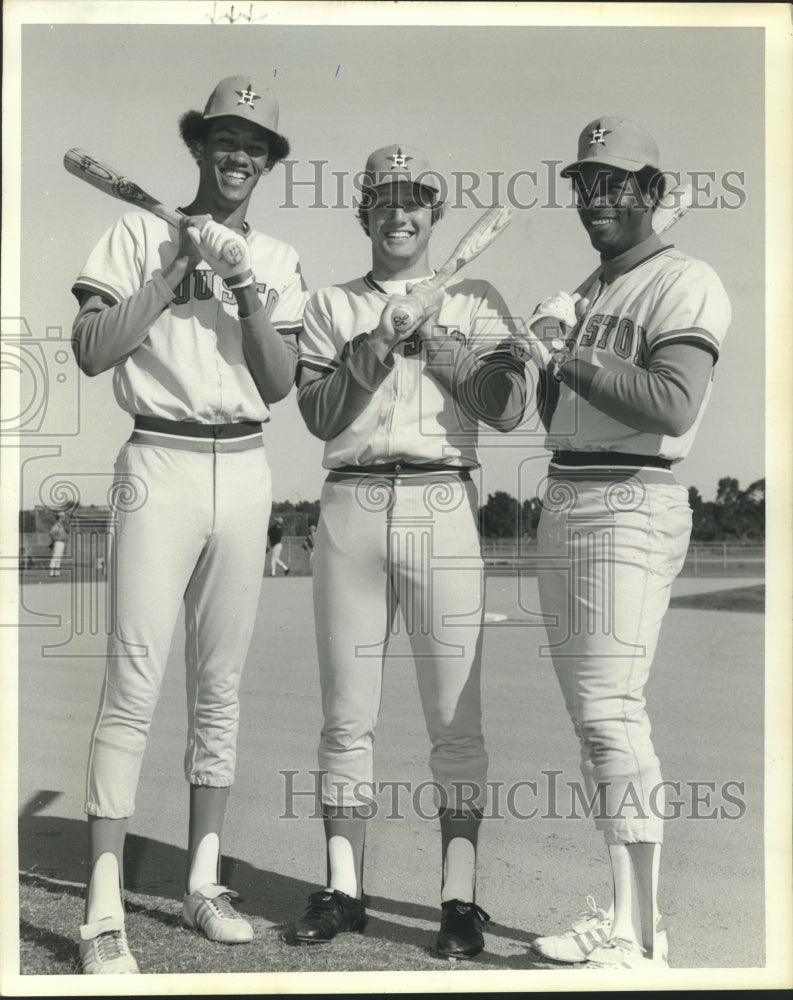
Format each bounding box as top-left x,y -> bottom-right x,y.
235,84 -> 261,108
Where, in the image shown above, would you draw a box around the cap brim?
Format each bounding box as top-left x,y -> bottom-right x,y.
366,178 -> 441,192
561,154 -> 654,177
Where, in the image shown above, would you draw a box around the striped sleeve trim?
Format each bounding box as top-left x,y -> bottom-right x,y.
298,355 -> 338,374
651,327 -> 720,361
71,277 -> 122,305
273,320 -> 304,336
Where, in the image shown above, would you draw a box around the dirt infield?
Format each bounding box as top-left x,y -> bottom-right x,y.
13,572 -> 773,986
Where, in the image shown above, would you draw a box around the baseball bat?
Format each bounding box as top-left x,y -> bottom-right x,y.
390,204 -> 513,331
63,147 -> 245,264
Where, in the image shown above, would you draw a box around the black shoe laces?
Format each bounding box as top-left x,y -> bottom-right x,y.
304,890 -> 350,915
444,900 -> 491,923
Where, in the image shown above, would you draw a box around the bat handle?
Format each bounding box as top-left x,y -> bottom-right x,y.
391,306 -> 417,334
221,235 -> 248,266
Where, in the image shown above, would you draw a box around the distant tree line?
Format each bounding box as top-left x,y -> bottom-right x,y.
19,477 -> 765,543
687,477 -> 765,542
476,477 -> 765,542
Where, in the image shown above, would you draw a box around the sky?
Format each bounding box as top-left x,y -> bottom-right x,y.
2,3 -> 784,519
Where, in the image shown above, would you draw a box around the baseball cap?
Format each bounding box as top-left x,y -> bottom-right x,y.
202,75 -> 284,139
561,117 -> 660,176
362,143 -> 443,195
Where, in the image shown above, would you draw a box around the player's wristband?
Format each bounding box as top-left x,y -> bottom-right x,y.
224,269 -> 255,291
550,338 -> 572,383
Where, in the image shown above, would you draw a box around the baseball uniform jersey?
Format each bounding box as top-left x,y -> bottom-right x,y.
300,274 -> 522,469
73,211 -> 306,423
545,240 -> 731,460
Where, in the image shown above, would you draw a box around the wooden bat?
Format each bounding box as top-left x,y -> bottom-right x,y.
390,204 -> 513,331
63,147 -> 244,263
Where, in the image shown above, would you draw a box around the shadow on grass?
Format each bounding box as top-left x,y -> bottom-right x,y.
19,916 -> 79,971
19,793 -> 546,972
668,584 -> 765,613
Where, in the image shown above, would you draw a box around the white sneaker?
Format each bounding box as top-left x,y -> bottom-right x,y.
584,933 -> 670,969
182,883 -> 253,944
79,916 -> 139,974
531,896 -> 612,963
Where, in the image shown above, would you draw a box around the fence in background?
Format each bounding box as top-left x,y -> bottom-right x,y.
19,528 -> 764,579
481,539 -> 765,576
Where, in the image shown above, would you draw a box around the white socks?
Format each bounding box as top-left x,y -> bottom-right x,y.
86,852 -> 124,924
441,838 -> 476,903
327,835 -> 359,898
187,833 -> 220,894
608,842 -> 661,950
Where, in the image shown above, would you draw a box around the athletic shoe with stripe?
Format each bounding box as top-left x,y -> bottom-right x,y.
79,916 -> 139,974
584,932 -> 670,969
531,896 -> 612,963
182,883 -> 254,944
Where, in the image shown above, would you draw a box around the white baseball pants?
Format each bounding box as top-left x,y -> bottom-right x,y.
85,430 -> 271,818
537,469 -> 691,844
313,469 -> 489,812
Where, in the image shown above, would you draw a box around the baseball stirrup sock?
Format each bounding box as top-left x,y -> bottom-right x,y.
439,809 -> 482,903
187,785 -> 229,892
323,808 -> 367,899
627,842 -> 663,957
86,816 -> 127,922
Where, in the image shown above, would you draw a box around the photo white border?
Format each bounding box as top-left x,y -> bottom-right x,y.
2,1 -> 791,995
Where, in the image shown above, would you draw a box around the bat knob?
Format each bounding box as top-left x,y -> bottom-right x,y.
223,239 -> 246,265
391,307 -> 416,332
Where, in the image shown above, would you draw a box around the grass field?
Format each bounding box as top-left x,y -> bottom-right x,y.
669,584 -> 765,613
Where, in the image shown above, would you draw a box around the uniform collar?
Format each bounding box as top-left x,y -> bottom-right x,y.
599,232 -> 670,284
364,270 -> 434,293
176,209 -> 251,237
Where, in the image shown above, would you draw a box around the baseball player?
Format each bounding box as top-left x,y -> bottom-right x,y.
70,76 -> 307,974
302,522 -> 317,568
287,144 -> 527,959
522,117 -> 731,969
266,515 -> 290,576
48,512 -> 69,577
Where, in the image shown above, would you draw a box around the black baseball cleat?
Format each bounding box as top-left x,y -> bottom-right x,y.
289,889 -> 367,944
436,900 -> 491,959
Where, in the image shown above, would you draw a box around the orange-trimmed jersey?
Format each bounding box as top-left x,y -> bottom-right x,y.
546,245 -> 731,460
72,211 -> 308,423
299,274 -> 522,469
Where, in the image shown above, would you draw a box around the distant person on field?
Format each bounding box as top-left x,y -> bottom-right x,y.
48,513 -> 69,578
267,516 -> 290,576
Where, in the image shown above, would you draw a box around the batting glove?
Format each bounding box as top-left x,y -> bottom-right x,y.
188,220 -> 254,289
530,291 -> 578,331
404,281 -> 445,327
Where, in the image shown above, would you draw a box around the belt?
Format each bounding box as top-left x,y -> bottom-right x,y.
327,461 -> 474,483
131,415 -> 263,452
551,450 -> 672,470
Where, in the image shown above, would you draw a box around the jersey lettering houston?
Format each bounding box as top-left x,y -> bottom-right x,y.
73,212 -> 308,423
547,246 -> 731,461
